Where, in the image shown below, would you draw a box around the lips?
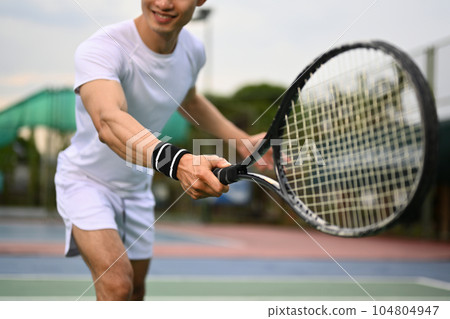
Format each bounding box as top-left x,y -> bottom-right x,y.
152,10 -> 176,24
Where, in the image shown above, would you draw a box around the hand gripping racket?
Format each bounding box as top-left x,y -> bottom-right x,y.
213,41 -> 438,237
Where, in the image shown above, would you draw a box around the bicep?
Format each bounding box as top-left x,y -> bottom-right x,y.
79,79 -> 128,133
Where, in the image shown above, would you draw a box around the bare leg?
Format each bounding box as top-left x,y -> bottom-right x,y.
72,225 -> 134,301
130,259 -> 151,300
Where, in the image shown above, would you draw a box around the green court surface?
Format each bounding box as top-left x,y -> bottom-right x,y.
1,276 -> 449,301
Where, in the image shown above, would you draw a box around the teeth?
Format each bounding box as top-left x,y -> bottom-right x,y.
155,12 -> 171,19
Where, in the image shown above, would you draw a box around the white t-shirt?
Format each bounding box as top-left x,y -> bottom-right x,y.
60,19 -> 205,191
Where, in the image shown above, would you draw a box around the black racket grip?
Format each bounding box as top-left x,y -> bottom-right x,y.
213,165 -> 246,185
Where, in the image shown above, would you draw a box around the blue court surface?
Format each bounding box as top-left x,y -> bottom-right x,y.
0,218 -> 449,301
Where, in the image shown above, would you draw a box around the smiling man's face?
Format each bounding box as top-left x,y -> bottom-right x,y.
141,0 -> 206,37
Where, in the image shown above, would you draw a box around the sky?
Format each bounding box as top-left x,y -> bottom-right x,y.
0,0 -> 449,114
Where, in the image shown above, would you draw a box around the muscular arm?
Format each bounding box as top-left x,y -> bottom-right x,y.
79,80 -> 229,198
79,79 -> 159,167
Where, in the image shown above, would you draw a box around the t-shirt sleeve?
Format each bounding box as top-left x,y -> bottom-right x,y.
73,33 -> 123,94
180,30 -> 206,89
192,42 -> 206,87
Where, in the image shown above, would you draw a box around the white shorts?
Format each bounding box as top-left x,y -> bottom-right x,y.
54,156 -> 156,260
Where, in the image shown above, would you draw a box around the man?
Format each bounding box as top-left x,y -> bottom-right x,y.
55,0 -> 271,300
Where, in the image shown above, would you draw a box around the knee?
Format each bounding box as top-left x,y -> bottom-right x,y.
111,276 -> 134,301
96,267 -> 134,301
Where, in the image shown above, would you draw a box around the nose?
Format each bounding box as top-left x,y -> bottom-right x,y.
154,0 -> 174,11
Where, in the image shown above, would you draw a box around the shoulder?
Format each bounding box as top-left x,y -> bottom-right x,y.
75,20 -> 135,60
178,28 -> 206,67
179,29 -> 205,56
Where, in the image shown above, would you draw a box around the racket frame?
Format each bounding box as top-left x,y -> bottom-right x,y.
217,40 -> 438,237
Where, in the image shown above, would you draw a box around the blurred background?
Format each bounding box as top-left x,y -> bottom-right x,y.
0,0 -> 449,300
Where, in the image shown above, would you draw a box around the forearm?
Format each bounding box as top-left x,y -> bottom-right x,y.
97,109 -> 160,167
78,80 -> 232,200
80,80 -> 160,168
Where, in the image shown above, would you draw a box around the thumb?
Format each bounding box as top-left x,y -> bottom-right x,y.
203,155 -> 231,169
215,158 -> 231,169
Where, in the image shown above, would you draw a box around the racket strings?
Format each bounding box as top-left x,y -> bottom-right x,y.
281,92 -> 422,168
283,81 -> 421,174
280,48 -> 424,230
281,72 -> 421,143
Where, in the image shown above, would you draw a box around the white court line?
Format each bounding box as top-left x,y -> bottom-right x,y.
0,274 -> 91,281
0,296 -> 449,301
144,296 -> 450,301
1,275 -> 448,301
2,274 -> 450,288
416,277 -> 450,291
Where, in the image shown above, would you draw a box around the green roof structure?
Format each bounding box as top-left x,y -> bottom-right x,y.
0,89 -> 76,147
0,88 -> 190,148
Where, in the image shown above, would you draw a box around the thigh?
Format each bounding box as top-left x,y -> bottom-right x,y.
55,163 -> 123,257
72,226 -> 133,283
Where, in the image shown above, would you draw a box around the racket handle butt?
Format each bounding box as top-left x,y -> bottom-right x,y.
213,165 -> 245,185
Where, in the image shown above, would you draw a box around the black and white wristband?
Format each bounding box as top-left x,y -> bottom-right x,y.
152,142 -> 191,180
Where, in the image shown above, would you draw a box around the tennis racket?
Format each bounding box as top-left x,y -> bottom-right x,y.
213,40 -> 438,237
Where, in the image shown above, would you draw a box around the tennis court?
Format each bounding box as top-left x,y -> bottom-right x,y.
1,214 -> 450,301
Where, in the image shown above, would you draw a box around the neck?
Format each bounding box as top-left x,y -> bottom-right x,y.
134,16 -> 179,54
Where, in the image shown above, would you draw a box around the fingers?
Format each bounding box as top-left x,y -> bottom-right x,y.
195,155 -> 230,196
182,179 -> 229,200
238,132 -> 274,172
177,154 -> 230,200
181,174 -> 229,199
255,147 -> 274,171
202,154 -> 230,168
